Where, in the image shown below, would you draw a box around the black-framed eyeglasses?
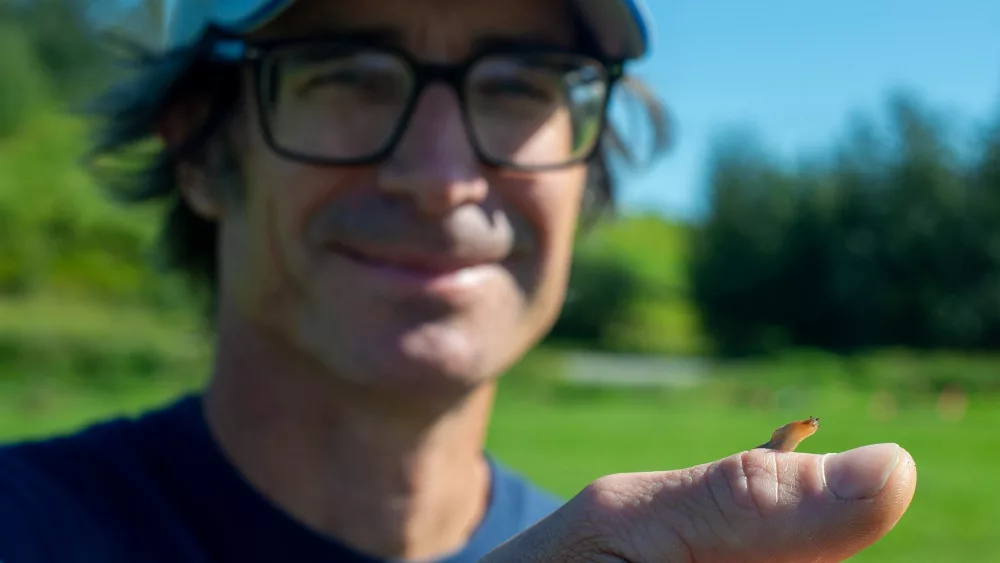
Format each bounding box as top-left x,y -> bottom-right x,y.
213,33 -> 624,171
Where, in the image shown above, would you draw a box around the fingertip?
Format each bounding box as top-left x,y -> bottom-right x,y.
823,443 -> 901,500
876,445 -> 917,517
816,444 -> 918,560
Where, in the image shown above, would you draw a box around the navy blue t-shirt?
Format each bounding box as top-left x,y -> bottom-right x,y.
0,394 -> 564,562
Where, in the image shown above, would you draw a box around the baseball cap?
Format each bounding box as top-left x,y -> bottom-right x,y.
163,0 -> 653,60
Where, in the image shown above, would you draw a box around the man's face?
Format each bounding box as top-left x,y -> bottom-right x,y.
192,0 -> 592,396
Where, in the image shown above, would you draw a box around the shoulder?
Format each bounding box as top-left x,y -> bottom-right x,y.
0,438 -> 66,560
0,428 -> 123,560
0,395 -> 201,560
486,455 -> 565,528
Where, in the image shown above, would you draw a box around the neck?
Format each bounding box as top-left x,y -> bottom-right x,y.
201,312 -> 496,561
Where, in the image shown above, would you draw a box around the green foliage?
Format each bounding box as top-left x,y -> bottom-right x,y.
547,215 -> 711,355
549,252 -> 640,345
690,92 -> 1000,356
0,112 -> 192,307
1,0 -> 114,104
0,108 -> 205,386
0,296 -> 209,384
0,23 -> 49,138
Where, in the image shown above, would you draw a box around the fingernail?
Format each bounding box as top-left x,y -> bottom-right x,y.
824,443 -> 900,500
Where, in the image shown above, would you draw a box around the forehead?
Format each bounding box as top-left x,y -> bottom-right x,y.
254,0 -> 579,58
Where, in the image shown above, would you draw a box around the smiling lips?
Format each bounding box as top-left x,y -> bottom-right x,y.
327,240 -> 491,274
324,239 -> 504,299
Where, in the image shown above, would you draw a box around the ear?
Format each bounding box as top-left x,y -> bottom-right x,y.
155,94 -> 224,221
176,160 -> 222,221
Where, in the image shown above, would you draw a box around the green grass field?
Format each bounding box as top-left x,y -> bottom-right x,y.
1,350 -> 997,562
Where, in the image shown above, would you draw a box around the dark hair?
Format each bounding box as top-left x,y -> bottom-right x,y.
84,27 -> 672,311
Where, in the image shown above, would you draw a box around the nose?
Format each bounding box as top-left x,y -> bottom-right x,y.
377,85 -> 489,216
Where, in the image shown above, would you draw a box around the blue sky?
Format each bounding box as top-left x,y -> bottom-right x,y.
615,0 -> 1000,222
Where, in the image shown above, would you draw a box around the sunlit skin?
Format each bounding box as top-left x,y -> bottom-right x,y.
158,0 -> 592,559
756,416 -> 821,452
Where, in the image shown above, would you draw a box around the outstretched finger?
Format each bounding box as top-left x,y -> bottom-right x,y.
482,443 -> 917,563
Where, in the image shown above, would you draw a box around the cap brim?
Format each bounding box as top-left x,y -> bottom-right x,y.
175,0 -> 650,60
572,0 -> 651,59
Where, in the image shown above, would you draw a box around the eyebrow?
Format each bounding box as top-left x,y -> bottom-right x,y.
472,33 -> 577,52
259,26 -> 576,54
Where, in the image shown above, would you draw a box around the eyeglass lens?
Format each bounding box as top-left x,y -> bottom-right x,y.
259,45 -> 610,167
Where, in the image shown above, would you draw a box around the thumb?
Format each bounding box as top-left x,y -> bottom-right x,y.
481,443 -> 917,563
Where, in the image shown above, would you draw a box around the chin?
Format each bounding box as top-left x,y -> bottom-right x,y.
350,355 -> 497,402
304,320 -> 505,399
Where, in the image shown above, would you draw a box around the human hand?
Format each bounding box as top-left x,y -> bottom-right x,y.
481,442 -> 916,562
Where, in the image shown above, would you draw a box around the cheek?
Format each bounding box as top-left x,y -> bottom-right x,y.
233,134 -> 365,310
501,166 -> 586,292
240,99 -> 370,246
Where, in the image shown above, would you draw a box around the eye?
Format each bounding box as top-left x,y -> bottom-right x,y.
297,69 -> 365,91
475,78 -> 555,103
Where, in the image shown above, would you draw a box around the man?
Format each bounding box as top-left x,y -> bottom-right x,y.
0,0 -> 917,561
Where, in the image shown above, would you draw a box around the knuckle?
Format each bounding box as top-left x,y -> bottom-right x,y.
567,458 -> 805,563
567,478 -> 629,562
731,450 -> 777,518
663,462 -> 745,554
655,455 -> 783,558
734,449 -> 804,516
571,476 -> 691,563
573,478 -> 639,543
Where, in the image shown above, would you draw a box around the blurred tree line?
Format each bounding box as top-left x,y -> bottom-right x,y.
0,0 -> 998,366
686,94 -> 1000,357
550,89 -> 1000,358
0,0 -> 115,130
0,0 -> 186,308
